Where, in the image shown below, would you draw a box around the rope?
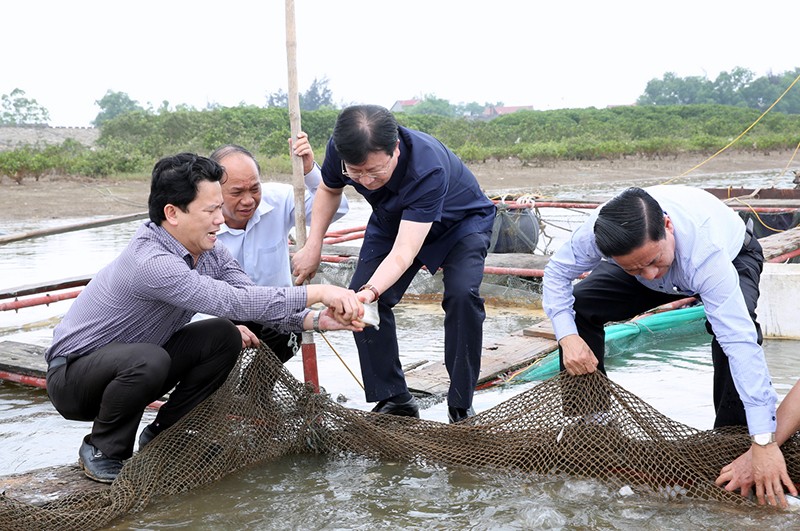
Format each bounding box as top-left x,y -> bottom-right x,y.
317,330 -> 365,390
660,72 -> 800,186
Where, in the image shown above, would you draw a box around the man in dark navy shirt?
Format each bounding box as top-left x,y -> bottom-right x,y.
292,105 -> 495,423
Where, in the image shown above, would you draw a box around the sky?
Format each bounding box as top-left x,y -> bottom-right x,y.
3,0 -> 798,127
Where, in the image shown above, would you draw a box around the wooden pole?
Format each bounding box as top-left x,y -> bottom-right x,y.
0,211 -> 148,246
285,0 -> 319,392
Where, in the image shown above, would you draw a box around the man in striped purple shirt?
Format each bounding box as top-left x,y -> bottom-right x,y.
45,153 -> 364,483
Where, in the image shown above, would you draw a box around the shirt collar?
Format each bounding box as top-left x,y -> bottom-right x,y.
218,200 -> 268,235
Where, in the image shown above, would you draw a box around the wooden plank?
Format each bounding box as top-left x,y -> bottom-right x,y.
0,464 -> 110,506
522,320 -> 556,340
760,226 -> 800,261
0,341 -> 47,377
406,330 -> 557,396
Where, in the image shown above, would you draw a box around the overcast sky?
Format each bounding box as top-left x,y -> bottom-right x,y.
4,1 -> 798,127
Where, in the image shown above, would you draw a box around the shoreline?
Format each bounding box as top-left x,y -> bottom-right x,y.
1,150 -> 798,223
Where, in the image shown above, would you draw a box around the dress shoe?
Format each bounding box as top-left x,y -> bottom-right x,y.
138,424 -> 157,451
448,405 -> 475,424
78,435 -> 123,484
371,396 -> 420,418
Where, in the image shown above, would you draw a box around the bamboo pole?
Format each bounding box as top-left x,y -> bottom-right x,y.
0,211 -> 148,246
285,0 -> 319,392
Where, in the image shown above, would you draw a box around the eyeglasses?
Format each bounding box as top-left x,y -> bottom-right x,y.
341,153 -> 394,181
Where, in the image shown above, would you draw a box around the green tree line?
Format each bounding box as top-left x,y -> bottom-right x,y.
2,103 -> 799,182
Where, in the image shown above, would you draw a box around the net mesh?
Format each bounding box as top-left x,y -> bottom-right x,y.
3,343 -> 798,530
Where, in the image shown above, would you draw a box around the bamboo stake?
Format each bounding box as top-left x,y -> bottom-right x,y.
285,0 -> 319,392
0,211 -> 147,246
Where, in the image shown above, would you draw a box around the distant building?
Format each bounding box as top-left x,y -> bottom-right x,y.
389,99 -> 421,113
481,105 -> 534,119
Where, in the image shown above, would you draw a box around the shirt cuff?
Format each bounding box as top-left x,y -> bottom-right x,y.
285,286 -> 309,331
550,312 -> 578,341
745,404 -> 778,435
304,162 -> 322,188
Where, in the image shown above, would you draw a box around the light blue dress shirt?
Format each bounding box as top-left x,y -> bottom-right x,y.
216,164 -> 349,288
543,185 -> 777,433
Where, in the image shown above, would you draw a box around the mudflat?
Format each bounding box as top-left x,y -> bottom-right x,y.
1,150 -> 797,223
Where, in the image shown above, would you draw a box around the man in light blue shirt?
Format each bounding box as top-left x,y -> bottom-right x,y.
543,185 -> 793,507
212,133 -> 349,361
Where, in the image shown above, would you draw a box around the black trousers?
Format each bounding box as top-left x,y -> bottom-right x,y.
561,235 -> 763,428
349,231 -> 490,409
46,318 -> 241,459
232,321 -> 300,364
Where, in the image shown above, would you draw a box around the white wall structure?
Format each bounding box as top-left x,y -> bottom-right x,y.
758,263 -> 800,339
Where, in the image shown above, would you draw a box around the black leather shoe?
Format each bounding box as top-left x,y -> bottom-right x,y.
138,424 -> 157,451
448,406 -> 475,424
78,435 -> 123,483
371,396 -> 420,418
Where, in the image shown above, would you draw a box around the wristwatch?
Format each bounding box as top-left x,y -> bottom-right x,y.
750,432 -> 776,446
312,310 -> 322,333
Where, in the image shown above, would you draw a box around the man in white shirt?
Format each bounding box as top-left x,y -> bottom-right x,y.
211,133 -> 349,361
542,185 -> 794,507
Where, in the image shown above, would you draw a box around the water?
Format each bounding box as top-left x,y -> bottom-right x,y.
2,170 -> 800,528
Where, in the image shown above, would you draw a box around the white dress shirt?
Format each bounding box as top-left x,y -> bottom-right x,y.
216,164 -> 349,287
543,185 -> 777,433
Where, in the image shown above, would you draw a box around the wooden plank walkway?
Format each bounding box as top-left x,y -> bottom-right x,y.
405,323 -> 557,395
0,464 -> 110,506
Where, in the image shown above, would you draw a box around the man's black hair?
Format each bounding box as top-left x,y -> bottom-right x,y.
594,187 -> 666,257
332,104 -> 398,165
148,153 -> 224,224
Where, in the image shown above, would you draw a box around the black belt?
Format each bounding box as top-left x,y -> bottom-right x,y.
48,356 -> 67,370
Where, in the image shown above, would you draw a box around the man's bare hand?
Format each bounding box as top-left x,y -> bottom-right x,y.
316,285 -> 363,324
236,325 -> 260,349
559,334 -> 598,375
316,307 -> 365,332
716,447 -> 754,498
292,244 -> 322,285
751,444 -> 796,508
289,131 -> 315,175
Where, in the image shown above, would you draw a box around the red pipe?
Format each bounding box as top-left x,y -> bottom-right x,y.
324,232 -> 365,245
484,266 -> 544,278
496,200 -> 799,214
768,248 -> 800,263
0,370 -> 164,409
325,225 -> 367,237
0,290 -> 82,312
0,371 -> 47,388
301,341 -> 319,393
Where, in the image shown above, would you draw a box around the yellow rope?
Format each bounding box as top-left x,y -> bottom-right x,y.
317,331 -> 365,390
660,72 -> 800,186
779,140 -> 800,181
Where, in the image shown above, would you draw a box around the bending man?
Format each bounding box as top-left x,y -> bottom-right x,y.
542,185 -> 795,507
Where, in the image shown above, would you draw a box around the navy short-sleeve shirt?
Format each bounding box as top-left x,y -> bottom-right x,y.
321,127 -> 495,272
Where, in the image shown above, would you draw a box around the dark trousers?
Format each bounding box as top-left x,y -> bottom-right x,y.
46,318 -> 241,459
349,231 -> 490,409
232,321 -> 300,364
561,236 -> 763,428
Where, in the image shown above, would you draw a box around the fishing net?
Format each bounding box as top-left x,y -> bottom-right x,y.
2,342 -> 797,530
488,204 -> 540,254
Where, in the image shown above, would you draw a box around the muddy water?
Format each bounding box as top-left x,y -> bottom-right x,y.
2,172 -> 800,528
